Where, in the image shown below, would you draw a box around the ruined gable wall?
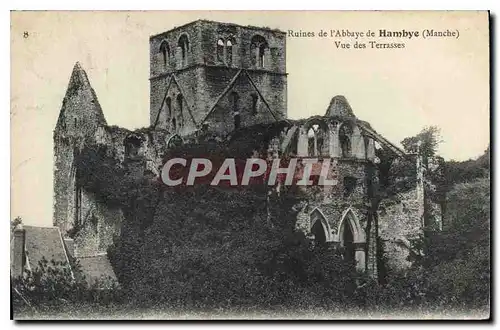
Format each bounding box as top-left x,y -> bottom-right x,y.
150,68 -> 203,134
203,72 -> 278,136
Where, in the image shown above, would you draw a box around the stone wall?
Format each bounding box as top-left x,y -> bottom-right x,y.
378,188 -> 423,273
149,20 -> 287,130
53,137 -> 77,233
72,189 -> 124,258
292,157 -> 376,273
198,20 -> 286,73
202,69 -> 283,136
149,21 -> 202,77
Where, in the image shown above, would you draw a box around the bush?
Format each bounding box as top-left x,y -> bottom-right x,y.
11,257 -> 123,314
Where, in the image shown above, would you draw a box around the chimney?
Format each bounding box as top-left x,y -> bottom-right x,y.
11,225 -> 25,278
63,238 -> 75,259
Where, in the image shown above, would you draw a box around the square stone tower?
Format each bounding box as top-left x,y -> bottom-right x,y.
149,20 -> 287,136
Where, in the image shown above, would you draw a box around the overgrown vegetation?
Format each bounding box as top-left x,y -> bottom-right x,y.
12,257 -> 121,317
12,125 -> 490,318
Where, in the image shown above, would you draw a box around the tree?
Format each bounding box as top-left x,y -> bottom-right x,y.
401,126 -> 442,167
11,216 -> 22,236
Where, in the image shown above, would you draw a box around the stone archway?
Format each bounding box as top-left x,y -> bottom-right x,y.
337,208 -> 366,271
309,207 -> 332,244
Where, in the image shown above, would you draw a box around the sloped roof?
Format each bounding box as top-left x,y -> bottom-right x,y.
23,226 -> 71,271
11,225 -> 117,286
77,254 -> 117,285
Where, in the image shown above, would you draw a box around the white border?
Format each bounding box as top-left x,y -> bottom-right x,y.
4,0 -> 497,328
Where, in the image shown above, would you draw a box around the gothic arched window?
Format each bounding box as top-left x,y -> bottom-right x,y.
226,39 -> 234,65
217,38 -> 225,62
306,122 -> 328,157
311,220 -> 326,246
339,124 -> 353,158
339,218 -> 355,264
310,208 -> 329,248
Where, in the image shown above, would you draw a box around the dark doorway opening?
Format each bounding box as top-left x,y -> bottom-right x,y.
311,220 -> 326,247
341,221 -> 355,264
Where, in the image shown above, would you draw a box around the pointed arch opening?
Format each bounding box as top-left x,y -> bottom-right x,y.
178,34 -> 190,67
159,40 -> 170,69
226,38 -> 235,66
338,208 -> 366,271
309,208 -> 332,246
305,120 -> 329,157
217,38 -> 225,62
339,123 -> 353,158
339,216 -> 355,264
311,220 -> 326,246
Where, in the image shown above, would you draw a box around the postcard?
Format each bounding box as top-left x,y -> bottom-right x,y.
10,10 -> 490,320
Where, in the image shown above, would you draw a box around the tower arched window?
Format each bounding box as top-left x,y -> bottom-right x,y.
226,39 -> 233,66
159,40 -> 170,69
217,38 -> 225,62
250,35 -> 269,68
178,34 -> 190,67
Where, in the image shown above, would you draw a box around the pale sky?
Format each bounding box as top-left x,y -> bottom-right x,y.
11,11 -> 489,226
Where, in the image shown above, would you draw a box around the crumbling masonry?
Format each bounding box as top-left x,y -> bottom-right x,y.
53,19 -> 440,280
